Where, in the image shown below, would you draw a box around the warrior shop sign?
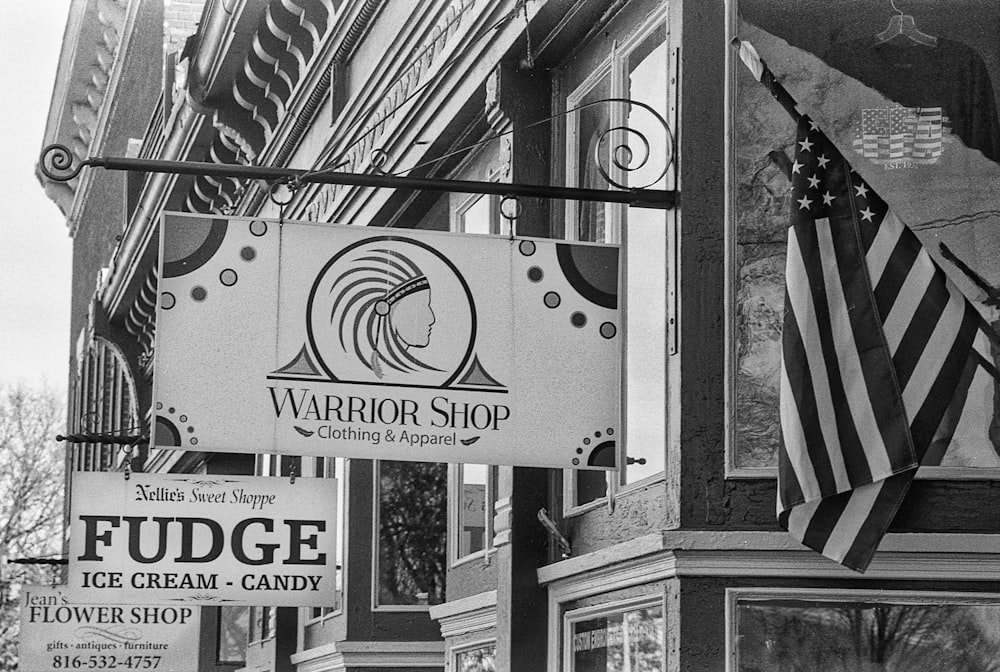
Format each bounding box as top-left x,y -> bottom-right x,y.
19,585 -> 199,672
152,213 -> 621,469
68,472 -> 337,606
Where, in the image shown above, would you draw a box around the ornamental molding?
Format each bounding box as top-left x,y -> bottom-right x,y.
183,0 -> 339,215
38,0 -> 131,224
428,590 -> 498,638
302,0 -> 490,223
289,640 -> 445,672
538,530 -> 1000,596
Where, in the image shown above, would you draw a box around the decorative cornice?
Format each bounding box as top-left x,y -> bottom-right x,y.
184,0 -> 337,215
37,0 -> 130,222
289,640 -> 444,672
223,0 -> 338,159
428,590 -> 498,638
537,531 -> 1000,591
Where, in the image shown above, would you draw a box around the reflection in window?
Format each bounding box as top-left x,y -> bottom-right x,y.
456,643 -> 496,672
569,69 -> 615,242
736,597 -> 1000,671
376,460 -> 447,606
452,464 -> 499,562
569,604 -> 664,672
248,606 -> 274,644
217,606 -> 248,664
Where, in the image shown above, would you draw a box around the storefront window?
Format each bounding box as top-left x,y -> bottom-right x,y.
733,592 -> 1000,670
731,0 -> 1000,474
567,601 -> 664,672
375,460 -> 447,606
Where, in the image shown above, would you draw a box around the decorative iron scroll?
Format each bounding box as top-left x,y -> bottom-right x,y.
359,97 -> 674,192
39,97 -> 677,210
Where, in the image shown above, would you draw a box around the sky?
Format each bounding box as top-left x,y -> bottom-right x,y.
0,2 -> 74,392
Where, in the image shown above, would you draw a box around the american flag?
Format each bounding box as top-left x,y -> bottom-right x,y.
855,106 -> 944,163
779,115 -> 995,571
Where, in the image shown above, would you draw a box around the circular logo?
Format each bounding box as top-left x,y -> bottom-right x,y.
306,236 -> 477,386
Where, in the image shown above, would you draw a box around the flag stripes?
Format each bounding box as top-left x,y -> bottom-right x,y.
777,114 -> 991,571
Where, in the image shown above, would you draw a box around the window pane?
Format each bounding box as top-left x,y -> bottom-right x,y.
625,25 -> 668,190
456,644 -> 496,672
377,460 -> 447,605
461,195 -> 493,235
736,598 -> 1000,670
573,71 -> 614,242
570,604 -> 664,672
733,3 -> 1000,472
575,470 -> 608,506
459,464 -> 488,557
217,606 -> 248,664
622,23 -> 668,484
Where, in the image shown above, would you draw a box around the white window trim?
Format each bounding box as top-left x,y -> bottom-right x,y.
301,457 -> 347,626
726,587 -> 1000,671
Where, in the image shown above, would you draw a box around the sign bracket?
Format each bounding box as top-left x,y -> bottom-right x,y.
40,144 -> 677,210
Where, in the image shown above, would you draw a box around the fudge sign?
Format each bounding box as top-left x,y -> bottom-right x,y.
68,472 -> 337,606
152,214 -> 621,469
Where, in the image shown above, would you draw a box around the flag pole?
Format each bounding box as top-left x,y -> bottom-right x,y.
729,38 -> 801,123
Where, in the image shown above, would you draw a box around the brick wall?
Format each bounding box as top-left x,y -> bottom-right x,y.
164,0 -> 206,54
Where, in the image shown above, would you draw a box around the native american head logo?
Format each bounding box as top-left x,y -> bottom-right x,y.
292,236 -> 488,388
326,248 -> 440,379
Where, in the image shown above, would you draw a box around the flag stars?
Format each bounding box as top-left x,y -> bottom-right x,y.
807,174 -> 821,189
798,137 -> 814,153
854,182 -> 869,199
859,207 -> 875,222
791,160 -> 803,174
822,191 -> 836,206
808,120 -> 819,131
816,154 -> 830,168
797,194 -> 813,210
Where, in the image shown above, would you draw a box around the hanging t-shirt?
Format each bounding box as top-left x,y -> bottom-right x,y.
823,37 -> 1000,164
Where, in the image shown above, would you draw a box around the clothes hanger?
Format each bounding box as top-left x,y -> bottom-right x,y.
876,0 -> 937,46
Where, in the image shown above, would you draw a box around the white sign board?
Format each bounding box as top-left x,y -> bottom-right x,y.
68,472 -> 337,606
19,585 -> 200,672
152,214 -> 621,469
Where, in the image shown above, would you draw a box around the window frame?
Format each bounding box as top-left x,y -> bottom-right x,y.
726,587 -> 1000,671
724,0 -> 1000,481
561,593 -> 667,672
448,463 -> 499,567
371,459 -> 448,611
559,2 -> 674,515
451,638 -> 497,672
301,456 -> 346,627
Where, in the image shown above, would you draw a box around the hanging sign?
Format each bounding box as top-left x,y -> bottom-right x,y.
152,213 -> 621,469
19,585 -> 200,672
68,472 -> 337,606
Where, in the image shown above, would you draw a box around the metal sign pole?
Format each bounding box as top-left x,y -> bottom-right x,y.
39,144 -> 678,210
